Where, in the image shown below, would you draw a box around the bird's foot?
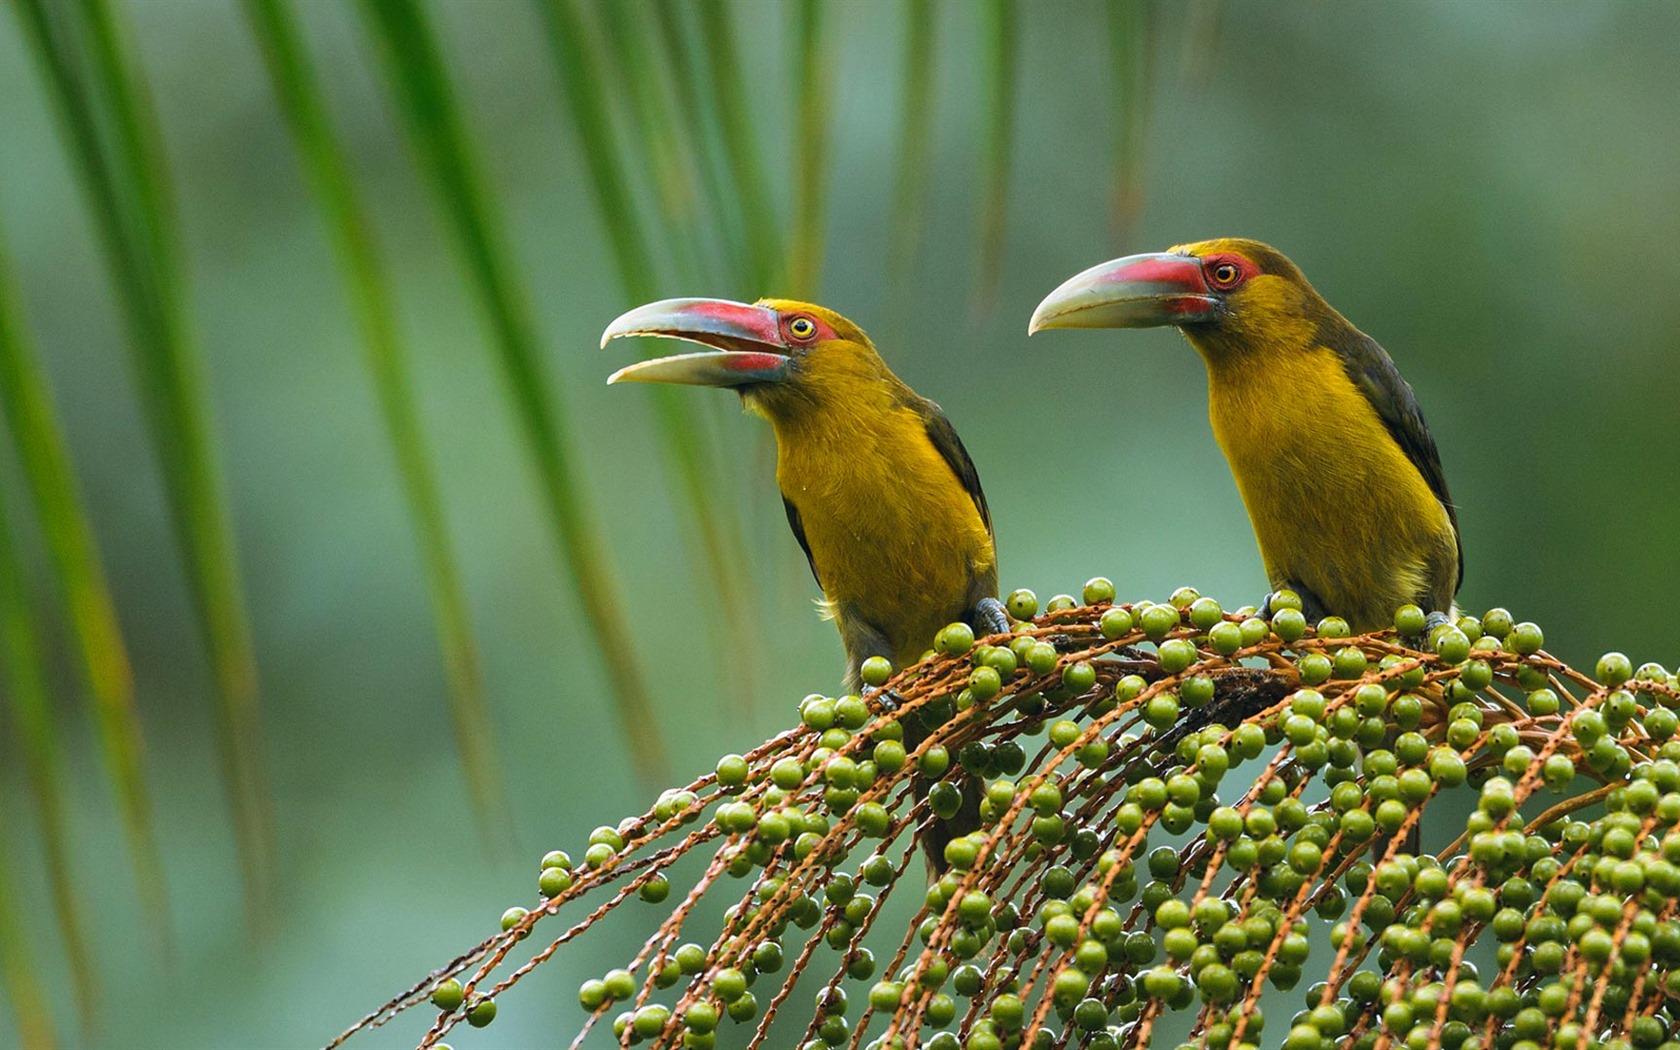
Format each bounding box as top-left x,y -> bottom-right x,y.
973,597 -> 1010,637
863,685 -> 906,713
1422,611 -> 1454,651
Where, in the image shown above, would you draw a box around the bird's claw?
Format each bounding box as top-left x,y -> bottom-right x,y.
1422,611 -> 1452,650
973,597 -> 1010,637
864,685 -> 906,713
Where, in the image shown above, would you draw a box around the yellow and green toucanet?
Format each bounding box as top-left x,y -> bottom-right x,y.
604,297 -> 1007,868
1032,238 -> 1461,634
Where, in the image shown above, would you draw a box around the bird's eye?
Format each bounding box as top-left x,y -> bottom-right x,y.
787,316 -> 817,340
1209,262 -> 1242,288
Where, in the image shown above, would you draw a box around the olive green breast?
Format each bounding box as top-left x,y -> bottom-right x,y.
1202,345 -> 1458,631
771,404 -> 996,670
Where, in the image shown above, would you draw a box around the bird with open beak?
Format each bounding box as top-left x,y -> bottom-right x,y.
1031,238 -> 1461,635
604,297 -> 1008,869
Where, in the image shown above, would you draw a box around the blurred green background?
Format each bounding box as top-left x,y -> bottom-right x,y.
0,0 -> 1676,1045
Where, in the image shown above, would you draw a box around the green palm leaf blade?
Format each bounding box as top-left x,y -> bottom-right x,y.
647,0 -> 751,292
0,464 -> 96,1027
786,0 -> 832,299
243,0 -> 510,835
694,0 -> 783,293
13,0 -> 275,927
538,0 -> 762,715
357,0 -> 671,783
0,822 -> 56,1050
975,0 -> 1018,308
0,219 -> 165,969
591,0 -> 714,287
887,0 -> 937,312
1106,0 -> 1152,239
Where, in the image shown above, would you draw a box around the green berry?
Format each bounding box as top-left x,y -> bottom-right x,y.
943,837 -> 979,871
1100,606 -> 1135,638
432,978 -> 465,1012
1209,620 -> 1245,656
860,657 -> 893,688
1189,596 -> 1224,630
726,991 -> 758,1022
1006,589 -> 1038,620
969,665 -> 1003,701
1316,616 -> 1350,638
1598,651 -> 1633,686
1052,966 -> 1089,1005
539,866 -> 573,897
685,1002 -> 719,1032
1271,608 -> 1307,642
633,1004 -> 670,1038
1139,603 -> 1180,641
920,745 -> 950,777
1509,622 -> 1544,655
716,754 -> 749,787
936,622 -> 975,657
1062,660 -> 1097,694
1433,627 -> 1471,664
1297,652 -> 1333,685
1026,642 -> 1059,676
1394,604 -> 1427,636
1158,638 -> 1197,674
466,998 -> 497,1027
712,968 -> 747,1003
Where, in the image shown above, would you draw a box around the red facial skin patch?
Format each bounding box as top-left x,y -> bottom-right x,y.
1104,255 -> 1210,292
723,351 -> 789,373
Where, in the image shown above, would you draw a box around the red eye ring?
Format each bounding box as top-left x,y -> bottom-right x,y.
1204,256 -> 1249,290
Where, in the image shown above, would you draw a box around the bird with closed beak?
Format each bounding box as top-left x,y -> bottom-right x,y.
1031,238 -> 1461,635
604,297 -> 1007,869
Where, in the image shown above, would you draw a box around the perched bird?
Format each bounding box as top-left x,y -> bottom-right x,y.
1030,238 -> 1460,633
603,297 -> 1007,867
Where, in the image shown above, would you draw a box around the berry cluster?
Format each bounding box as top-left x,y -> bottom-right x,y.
335,584 -> 1680,1050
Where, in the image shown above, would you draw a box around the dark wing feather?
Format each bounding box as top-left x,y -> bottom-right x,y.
782,497 -> 823,589
1331,327 -> 1464,592
913,397 -> 994,537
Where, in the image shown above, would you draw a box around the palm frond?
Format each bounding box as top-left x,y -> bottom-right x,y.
535,0 -> 661,303
975,0 -> 1018,308
590,0 -> 708,286
785,0 -> 833,299
539,0 -> 762,714
357,0 -> 670,783
0,465 -> 95,1026
693,0 -> 782,293
1106,0 -> 1152,240
887,0 -> 938,300
0,825 -> 55,1050
243,0 -> 510,834
0,213 -> 163,967
13,0 -> 272,929
647,0 -> 750,291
